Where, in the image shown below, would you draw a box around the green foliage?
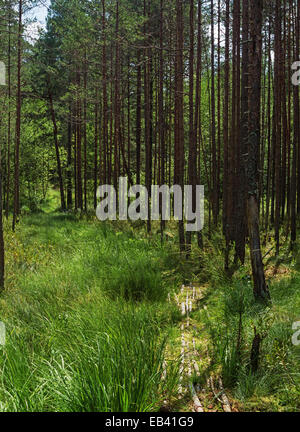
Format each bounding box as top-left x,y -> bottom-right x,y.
201,255 -> 300,411
0,213 -> 179,412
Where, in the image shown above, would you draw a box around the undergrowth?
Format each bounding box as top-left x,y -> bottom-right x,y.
0,213 -> 180,412
192,227 -> 300,412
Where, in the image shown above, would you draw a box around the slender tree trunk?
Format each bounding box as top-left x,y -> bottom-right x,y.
265,21 -> 272,234
216,0 -> 221,220
174,0 -> 185,252
211,0 -> 217,226
223,0 -> 230,270
159,0 -> 165,240
274,0 -> 282,255
5,1 -> 11,220
76,71 -> 83,211
94,89 -> 99,209
237,0 -> 249,264
291,0 -> 299,245
67,102 -> 73,209
48,86 -> 66,211
136,48 -> 141,185
186,0 -> 196,254
83,53 -> 88,212
12,0 -> 22,231
246,0 -> 270,301
0,116 -> 4,291
102,0 -> 108,185
144,0 -> 152,233
195,0 -> 203,249
114,0 -> 120,196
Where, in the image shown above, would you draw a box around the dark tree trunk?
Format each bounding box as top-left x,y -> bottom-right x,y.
195,0 -> 203,249
291,0 -> 299,245
223,0 -> 230,270
210,0 -> 217,226
274,0 -> 282,255
237,0 -> 249,265
136,48 -> 141,185
67,103 -> 73,209
0,129 -> 4,291
48,86 -> 66,211
159,0 -> 165,240
174,0 -> 185,252
5,1 -> 12,220
186,0 -> 197,254
102,0 -> 108,185
83,54 -> 88,212
246,0 -> 270,302
76,71 -> 83,211
94,89 -> 99,209
250,328 -> 262,372
12,0 -> 22,231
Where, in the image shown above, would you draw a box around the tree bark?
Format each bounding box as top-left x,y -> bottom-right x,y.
12,0 -> 22,231
174,0 -> 185,252
48,86 -> 66,211
246,0 -> 270,301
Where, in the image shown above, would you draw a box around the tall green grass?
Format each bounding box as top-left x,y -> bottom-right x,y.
0,213 -> 179,412
202,269 -> 300,411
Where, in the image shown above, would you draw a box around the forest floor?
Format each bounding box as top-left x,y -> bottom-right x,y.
1,198 -> 300,411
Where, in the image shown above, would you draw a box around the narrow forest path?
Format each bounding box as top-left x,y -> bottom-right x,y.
170,284 -> 232,413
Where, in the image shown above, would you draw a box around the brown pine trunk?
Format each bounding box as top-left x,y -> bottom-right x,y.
83,54 -> 88,212
231,0 -> 241,256
48,86 -> 66,211
195,0 -> 203,249
291,0 -> 299,245
144,0 -> 152,233
114,0 -> 120,195
127,57 -> 131,180
159,0 -> 165,240
94,89 -> 99,209
0,121 -> 4,291
102,0 -> 108,185
74,112 -> 78,210
186,0 -> 196,254
236,0 -> 248,265
274,0 -> 282,255
12,0 -> 22,231
297,0 -> 300,215
265,22 -> 272,234
211,0 -> 217,226
136,48 -> 141,185
216,0 -> 221,220
223,0 -> 230,269
246,0 -> 270,302
174,0 -> 185,252
5,1 -> 12,220
67,103 -> 73,209
76,71 -> 83,211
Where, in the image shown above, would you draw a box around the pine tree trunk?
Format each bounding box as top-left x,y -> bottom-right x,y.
0,121 -> 4,291
12,0 -> 22,231
5,1 -> 12,220
211,0 -> 217,226
246,0 -> 270,302
48,86 -> 66,211
174,0 -> 185,252
186,0 -> 197,254
67,103 -> 73,209
94,89 -> 99,209
223,0 -> 230,269
237,0 -> 249,264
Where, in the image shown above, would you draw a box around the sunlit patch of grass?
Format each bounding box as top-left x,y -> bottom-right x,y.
195,235 -> 300,412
